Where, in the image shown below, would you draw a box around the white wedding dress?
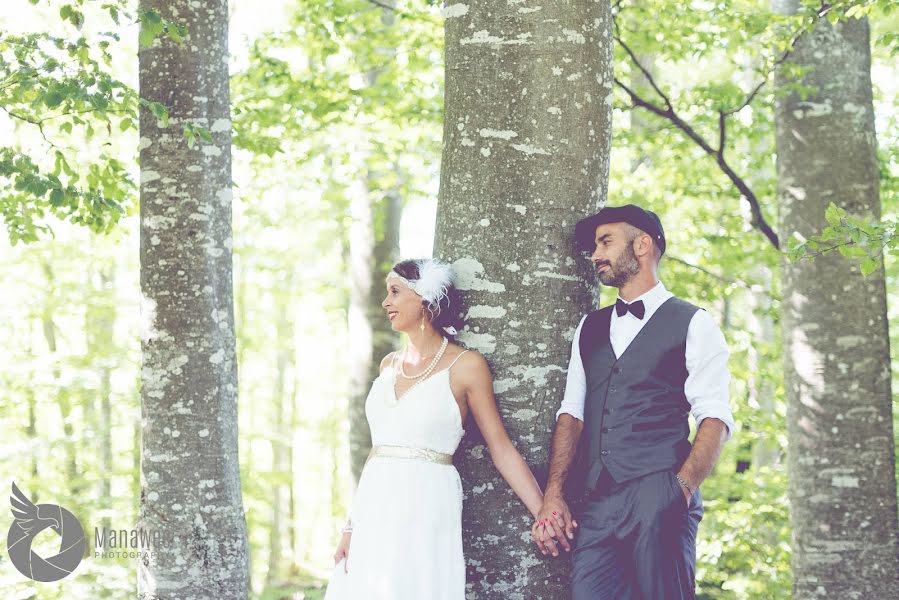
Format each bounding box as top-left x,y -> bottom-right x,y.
324,351 -> 468,600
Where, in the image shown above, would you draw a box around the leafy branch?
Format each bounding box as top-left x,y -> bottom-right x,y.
609,0 -> 842,251
0,2 -> 208,243
786,202 -> 897,276
667,255 -> 779,300
611,17 -> 781,249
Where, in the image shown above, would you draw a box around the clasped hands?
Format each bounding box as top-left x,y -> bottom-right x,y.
530,491 -> 577,557
531,474 -> 693,557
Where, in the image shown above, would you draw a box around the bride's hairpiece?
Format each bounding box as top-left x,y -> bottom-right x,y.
387,259 -> 458,335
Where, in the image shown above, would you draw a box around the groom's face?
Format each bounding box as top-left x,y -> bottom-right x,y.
590,223 -> 640,288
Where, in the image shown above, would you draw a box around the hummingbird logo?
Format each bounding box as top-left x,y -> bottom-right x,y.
6,482 -> 85,582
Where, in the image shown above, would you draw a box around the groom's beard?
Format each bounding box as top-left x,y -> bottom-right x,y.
597,244 -> 640,288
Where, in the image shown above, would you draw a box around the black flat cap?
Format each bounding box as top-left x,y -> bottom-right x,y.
574,204 -> 666,255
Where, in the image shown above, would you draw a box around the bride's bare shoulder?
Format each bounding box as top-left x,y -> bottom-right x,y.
379,352 -> 396,373
448,345 -> 489,375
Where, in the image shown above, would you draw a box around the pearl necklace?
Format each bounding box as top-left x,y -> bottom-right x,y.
397,336 -> 448,380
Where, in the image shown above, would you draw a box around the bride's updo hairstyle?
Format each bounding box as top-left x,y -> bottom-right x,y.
388,259 -> 464,339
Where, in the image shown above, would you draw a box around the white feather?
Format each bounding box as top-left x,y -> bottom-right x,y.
415,259 -> 454,308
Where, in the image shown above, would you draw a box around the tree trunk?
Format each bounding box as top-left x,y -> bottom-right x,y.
437,3 -> 612,597
85,262 -> 116,532
40,262 -> 83,510
138,1 -> 249,597
25,321 -> 39,500
346,1 -> 403,482
288,380 -> 298,565
774,10 -> 899,598
747,266 -> 780,469
265,288 -> 294,592
347,174 -> 402,480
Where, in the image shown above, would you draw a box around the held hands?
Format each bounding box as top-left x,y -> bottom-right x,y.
530,492 -> 577,557
333,531 -> 352,572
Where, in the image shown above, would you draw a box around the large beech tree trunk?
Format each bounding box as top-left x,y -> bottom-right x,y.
436,2 -> 613,597
138,1 -> 249,597
774,8 -> 899,597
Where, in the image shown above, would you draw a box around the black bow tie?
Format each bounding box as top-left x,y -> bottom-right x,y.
615,299 -> 645,319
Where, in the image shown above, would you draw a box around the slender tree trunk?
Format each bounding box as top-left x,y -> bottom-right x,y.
774,8 -> 899,597
346,1 -> 402,482
287,357 -> 299,569
138,1 -> 249,597
40,262 -> 82,506
99,362 -> 113,527
347,174 -> 402,480
347,166 -> 376,478
265,289 -> 294,592
26,385 -> 38,484
437,3 -> 612,597
82,262 -> 117,555
85,263 -> 116,532
133,403 -> 141,517
740,70 -> 779,470
747,266 -> 779,468
25,321 -> 39,500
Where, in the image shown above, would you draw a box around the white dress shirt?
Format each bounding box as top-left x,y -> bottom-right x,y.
556,281 -> 734,438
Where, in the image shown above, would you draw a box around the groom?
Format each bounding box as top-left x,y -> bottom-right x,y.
532,204 -> 733,599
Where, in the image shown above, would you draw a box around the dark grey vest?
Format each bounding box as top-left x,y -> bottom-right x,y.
578,296 -> 700,493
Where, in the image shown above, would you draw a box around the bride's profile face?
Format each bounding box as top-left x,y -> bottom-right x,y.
382,277 -> 425,332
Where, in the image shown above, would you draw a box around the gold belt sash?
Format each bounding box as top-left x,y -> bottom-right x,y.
370,445 -> 454,465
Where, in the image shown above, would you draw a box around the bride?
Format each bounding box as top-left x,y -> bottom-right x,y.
324,258 -> 544,600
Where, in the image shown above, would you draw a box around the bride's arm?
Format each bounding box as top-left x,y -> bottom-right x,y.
457,351 -> 543,519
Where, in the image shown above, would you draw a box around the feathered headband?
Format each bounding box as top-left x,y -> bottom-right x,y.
386,259 -> 458,335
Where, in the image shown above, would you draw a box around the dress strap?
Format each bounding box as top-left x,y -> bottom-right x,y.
446,349 -> 470,372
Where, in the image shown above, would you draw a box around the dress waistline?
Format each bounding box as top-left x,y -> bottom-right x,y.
370,445 -> 454,465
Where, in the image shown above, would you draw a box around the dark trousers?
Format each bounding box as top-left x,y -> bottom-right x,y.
570,469 -> 703,600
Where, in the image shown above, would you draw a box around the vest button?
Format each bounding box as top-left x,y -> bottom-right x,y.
600,450 -> 610,456
613,366 -> 621,374
601,427 -> 609,433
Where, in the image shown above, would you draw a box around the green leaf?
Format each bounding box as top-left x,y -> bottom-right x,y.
819,226 -> 837,242
49,188 -> 64,206
139,11 -> 166,48
59,4 -> 85,28
148,101 -> 169,127
845,5 -> 867,18
141,9 -> 164,29
44,90 -> 65,108
859,257 -> 877,276
786,239 -> 807,262
824,202 -> 845,226
167,24 -> 186,44
837,245 -> 867,259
